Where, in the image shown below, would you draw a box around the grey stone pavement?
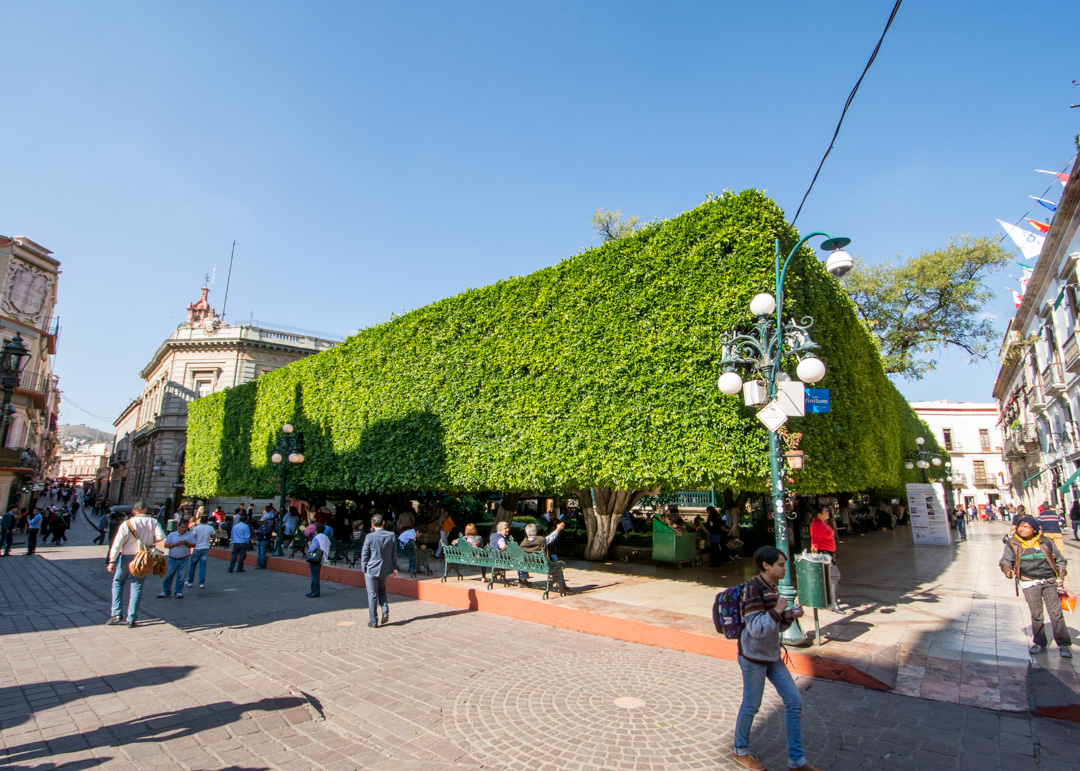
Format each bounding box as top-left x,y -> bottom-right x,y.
2,519 -> 1080,770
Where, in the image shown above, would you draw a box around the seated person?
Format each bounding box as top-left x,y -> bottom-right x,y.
516,521 -> 565,587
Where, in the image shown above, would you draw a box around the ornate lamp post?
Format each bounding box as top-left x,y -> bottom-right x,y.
717,232 -> 852,644
0,334 -> 30,447
903,436 -> 943,484
269,423 -> 304,557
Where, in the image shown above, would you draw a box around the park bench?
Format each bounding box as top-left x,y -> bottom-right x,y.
397,540 -> 432,578
288,532 -> 307,558
442,542 -> 569,600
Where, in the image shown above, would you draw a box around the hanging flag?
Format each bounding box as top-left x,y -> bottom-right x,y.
1027,218 -> 1050,233
1030,195 -> 1058,213
1010,288 -> 1024,309
1036,169 -> 1069,187
997,219 -> 1045,260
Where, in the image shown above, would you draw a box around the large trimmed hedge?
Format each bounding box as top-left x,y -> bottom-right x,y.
187,191 -> 939,499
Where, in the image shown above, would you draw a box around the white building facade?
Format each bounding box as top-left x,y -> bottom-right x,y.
993,158 -> 1080,513
910,401 -> 1011,508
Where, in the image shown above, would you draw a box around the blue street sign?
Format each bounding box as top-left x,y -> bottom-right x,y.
805,388 -> 830,414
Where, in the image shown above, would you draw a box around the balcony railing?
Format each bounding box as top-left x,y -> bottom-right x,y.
1003,423 -> 1038,459
973,473 -> 993,486
1028,384 -> 1048,412
1044,360 -> 1067,393
109,449 -> 127,467
0,447 -> 40,473
1065,332 -> 1080,373
15,371 -> 52,395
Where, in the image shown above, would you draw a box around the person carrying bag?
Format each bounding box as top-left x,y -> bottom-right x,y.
106,501 -> 167,628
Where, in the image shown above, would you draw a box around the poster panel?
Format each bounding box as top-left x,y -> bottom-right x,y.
906,482 -> 952,546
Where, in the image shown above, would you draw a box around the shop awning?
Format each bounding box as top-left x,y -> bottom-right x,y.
1023,465 -> 1056,489
1059,467 -> 1080,495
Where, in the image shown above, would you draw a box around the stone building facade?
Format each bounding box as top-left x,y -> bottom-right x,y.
0,235 -> 62,510
109,288 -> 338,512
910,401 -> 1011,508
57,442 -> 110,492
993,158 -> 1080,513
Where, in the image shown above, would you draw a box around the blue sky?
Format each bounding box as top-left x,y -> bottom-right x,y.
2,1 -> 1077,434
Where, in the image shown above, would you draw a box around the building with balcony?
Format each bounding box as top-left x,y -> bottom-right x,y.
993,156 -> 1080,512
910,401 -> 1010,508
57,442 -> 110,494
0,235 -> 61,510
108,287 -> 339,512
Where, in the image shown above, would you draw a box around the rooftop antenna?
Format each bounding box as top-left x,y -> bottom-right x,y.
221,241 -> 236,322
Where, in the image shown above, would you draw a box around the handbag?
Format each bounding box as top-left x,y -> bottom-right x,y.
306,545 -> 323,565
127,521 -> 167,578
726,538 -> 745,551
1060,586 -> 1077,613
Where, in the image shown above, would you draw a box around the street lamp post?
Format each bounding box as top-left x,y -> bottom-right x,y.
903,436 -> 943,484
717,232 -> 852,645
269,423 -> 304,557
0,334 -> 29,447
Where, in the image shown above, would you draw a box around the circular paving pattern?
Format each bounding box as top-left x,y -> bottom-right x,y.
217,607 -> 456,650
443,650 -> 841,771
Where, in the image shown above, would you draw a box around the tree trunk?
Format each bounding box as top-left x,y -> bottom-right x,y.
491,493 -> 520,534
570,487 -> 658,561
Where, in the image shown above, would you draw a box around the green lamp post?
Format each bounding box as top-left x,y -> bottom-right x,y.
270,423 -> 304,557
717,232 -> 852,644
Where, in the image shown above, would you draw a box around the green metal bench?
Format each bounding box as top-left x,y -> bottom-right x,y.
288,532 -> 307,559
493,542 -> 569,600
441,543 -> 495,585
328,539 -> 351,566
397,540 -> 432,578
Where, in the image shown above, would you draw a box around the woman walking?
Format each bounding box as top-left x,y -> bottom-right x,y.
306,524 -> 331,598
732,546 -> 819,771
810,506 -> 843,613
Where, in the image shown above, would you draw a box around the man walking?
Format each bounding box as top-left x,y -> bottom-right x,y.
1001,516 -> 1071,657
359,513 -> 397,628
1070,499 -> 1080,541
228,514 -> 251,572
158,519 -> 195,599
0,506 -> 15,556
255,513 -> 274,568
26,509 -> 42,555
94,508 -> 110,545
1037,501 -> 1066,555
107,500 -> 166,628
186,514 -> 215,588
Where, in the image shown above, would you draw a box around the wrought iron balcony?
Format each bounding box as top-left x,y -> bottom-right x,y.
1043,360 -> 1067,395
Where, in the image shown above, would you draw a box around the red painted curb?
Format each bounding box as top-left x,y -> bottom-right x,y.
210,548 -> 889,692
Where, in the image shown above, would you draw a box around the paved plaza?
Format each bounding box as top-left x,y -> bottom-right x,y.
2,519 -> 1080,770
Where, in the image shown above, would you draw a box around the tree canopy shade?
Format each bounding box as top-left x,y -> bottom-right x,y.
186,191 -> 940,508
843,235 -> 1011,381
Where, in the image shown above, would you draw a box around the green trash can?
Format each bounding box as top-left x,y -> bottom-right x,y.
794,552 -> 832,609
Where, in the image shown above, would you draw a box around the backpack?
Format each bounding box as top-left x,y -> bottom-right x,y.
127,521 -> 167,579
713,582 -> 748,639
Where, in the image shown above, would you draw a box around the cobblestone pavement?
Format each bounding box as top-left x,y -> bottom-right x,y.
2,521 -> 1080,770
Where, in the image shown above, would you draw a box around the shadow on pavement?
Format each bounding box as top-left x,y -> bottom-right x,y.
0,696 -> 306,767
0,667 -> 196,731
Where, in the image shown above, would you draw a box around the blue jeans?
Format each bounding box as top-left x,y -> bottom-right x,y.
257,540 -> 268,567
365,573 -> 388,624
187,549 -> 209,584
111,555 -> 146,622
309,560 -> 322,596
1072,520 -> 1079,540
956,517 -> 966,540
1,530 -> 12,555
162,556 -> 189,595
229,543 -> 248,571
735,655 -> 804,767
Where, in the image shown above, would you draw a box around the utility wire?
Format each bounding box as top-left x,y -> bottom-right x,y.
57,392 -> 117,422
792,0 -> 904,226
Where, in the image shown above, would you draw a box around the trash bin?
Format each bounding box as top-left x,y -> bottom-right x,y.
652,518 -> 696,567
794,551 -> 832,609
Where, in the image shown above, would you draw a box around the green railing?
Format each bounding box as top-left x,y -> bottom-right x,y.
636,490 -> 717,509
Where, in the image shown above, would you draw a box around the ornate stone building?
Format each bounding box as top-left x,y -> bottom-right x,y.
109,288 -> 338,511
0,235 -> 61,510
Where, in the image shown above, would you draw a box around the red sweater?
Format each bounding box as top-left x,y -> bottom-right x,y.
810,519 -> 836,552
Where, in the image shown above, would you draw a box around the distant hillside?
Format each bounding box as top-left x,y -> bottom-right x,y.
58,425 -> 114,445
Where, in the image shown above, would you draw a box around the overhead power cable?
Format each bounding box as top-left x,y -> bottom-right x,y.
791,0 -> 904,226
57,392 -> 117,422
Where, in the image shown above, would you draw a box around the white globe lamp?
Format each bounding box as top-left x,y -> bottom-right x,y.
749,293 -> 776,317
796,357 -> 826,384
718,371 -> 744,395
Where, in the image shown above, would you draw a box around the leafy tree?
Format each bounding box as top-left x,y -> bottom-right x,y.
591,208 -> 640,242
188,191 -> 940,560
843,235 -> 1011,380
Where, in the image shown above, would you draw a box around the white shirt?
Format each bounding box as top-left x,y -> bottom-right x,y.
398,530 -> 417,546
311,532 -> 332,565
108,515 -> 166,562
191,523 -> 216,550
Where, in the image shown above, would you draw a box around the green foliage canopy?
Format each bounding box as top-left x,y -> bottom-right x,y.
187,191 -> 940,501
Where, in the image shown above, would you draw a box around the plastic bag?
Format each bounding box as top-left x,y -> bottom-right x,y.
1059,586 -> 1077,613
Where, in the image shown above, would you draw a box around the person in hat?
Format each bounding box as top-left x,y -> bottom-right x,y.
1000,516 -> 1071,657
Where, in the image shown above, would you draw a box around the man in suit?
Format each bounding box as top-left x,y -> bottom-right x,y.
360,513 -> 398,628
